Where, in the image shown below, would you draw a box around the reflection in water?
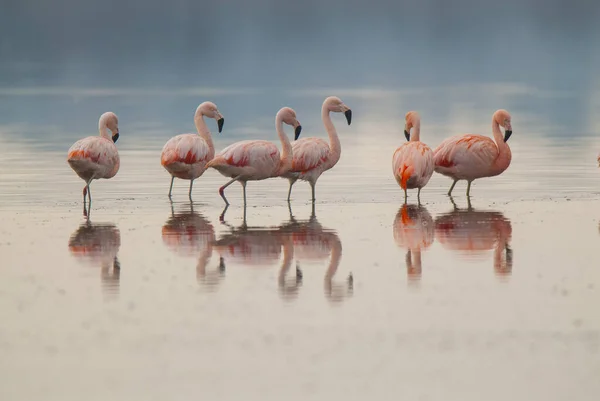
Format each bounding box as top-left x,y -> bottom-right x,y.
161,203 -> 221,288
68,221 -> 121,296
393,204 -> 434,284
215,211 -> 299,299
280,204 -> 352,303
435,198 -> 513,278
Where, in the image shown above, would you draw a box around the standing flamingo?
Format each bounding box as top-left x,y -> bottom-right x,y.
206,107 -> 302,206
392,111 -> 434,203
67,112 -> 120,216
433,109 -> 513,196
160,101 -> 224,199
283,96 -> 352,202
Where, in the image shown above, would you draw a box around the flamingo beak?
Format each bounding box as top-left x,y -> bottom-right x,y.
217,118 -> 225,133
404,129 -> 410,141
344,109 -> 352,125
294,124 -> 302,140
112,132 -> 119,143
504,130 -> 512,142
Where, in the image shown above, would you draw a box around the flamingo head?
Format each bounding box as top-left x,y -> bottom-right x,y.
99,112 -> 119,143
404,111 -> 420,141
278,107 -> 302,140
197,101 -> 225,133
324,96 -> 352,125
493,109 -> 512,142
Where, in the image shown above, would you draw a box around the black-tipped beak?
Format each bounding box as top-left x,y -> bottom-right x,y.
404,130 -> 410,141
294,125 -> 302,141
344,109 -> 352,125
217,118 -> 224,133
504,130 -> 512,142
112,132 -> 119,143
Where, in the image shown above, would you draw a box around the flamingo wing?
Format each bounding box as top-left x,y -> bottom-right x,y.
216,140 -> 280,170
68,136 -> 119,179
433,134 -> 498,172
393,142 -> 434,188
291,138 -> 330,172
161,134 -> 212,166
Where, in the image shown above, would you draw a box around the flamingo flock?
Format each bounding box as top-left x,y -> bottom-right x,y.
66,95 -> 522,216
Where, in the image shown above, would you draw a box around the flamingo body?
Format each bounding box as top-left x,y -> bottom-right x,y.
208,140 -> 281,181
161,133 -> 213,180
283,96 -> 352,202
393,142 -> 434,190
433,109 -> 513,196
68,136 -> 120,182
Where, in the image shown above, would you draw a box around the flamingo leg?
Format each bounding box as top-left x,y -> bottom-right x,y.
188,179 -> 194,200
417,188 -> 421,204
310,181 -> 316,202
218,176 -> 241,206
466,180 -> 473,197
168,176 -> 174,197
287,178 -> 297,201
447,180 -> 458,196
403,188 -> 407,204
241,181 -> 247,205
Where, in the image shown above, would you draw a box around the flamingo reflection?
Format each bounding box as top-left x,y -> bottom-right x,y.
68,221 -> 121,296
214,208 -> 300,300
434,198 -> 513,277
393,204 -> 434,284
162,202 -> 221,288
279,204 -> 352,303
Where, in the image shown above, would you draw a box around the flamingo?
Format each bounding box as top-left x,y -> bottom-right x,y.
206,107 -> 302,206
433,109 -> 513,196
67,112 -> 120,216
283,96 -> 352,202
392,204 -> 435,283
68,221 -> 121,295
392,111 -> 434,203
434,200 -> 513,277
161,101 -> 224,199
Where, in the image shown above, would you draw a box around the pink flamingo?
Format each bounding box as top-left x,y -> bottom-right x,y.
161,101 -> 224,199
283,96 -> 352,202
206,107 -> 302,206
392,111 -> 434,203
433,109 -> 513,196
67,112 -> 120,216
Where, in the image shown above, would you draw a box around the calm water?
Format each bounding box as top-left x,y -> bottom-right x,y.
2,1 -> 600,399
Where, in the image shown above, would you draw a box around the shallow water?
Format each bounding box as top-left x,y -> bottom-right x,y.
1,84 -> 600,400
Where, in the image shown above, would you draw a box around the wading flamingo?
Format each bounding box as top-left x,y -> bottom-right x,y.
393,204 -> 434,284
67,112 -> 120,216
207,107 -> 302,207
68,221 -> 121,295
283,96 -> 352,202
161,101 -> 224,199
392,111 -> 434,203
433,109 -> 513,196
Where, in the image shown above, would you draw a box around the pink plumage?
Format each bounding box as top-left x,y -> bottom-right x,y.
433,109 -> 514,196
392,111 -> 434,203
67,111 -> 120,216
161,101 -> 224,199
282,96 -> 352,202
207,107 -> 302,206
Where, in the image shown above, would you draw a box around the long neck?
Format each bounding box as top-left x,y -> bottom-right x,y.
491,120 -> 512,174
194,114 -> 215,157
410,119 -> 421,142
275,115 -> 292,175
322,104 -> 341,164
98,122 -> 111,140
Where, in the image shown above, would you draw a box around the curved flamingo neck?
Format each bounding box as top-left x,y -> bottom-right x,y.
194,113 -> 215,156
491,120 -> 511,174
98,118 -> 111,140
322,103 -> 341,164
275,113 -> 293,176
410,119 -> 421,142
